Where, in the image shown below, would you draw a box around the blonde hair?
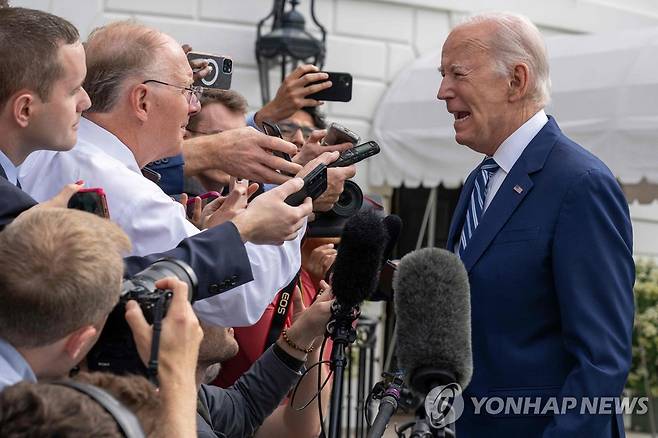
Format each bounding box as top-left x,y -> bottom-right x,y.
0,208 -> 131,347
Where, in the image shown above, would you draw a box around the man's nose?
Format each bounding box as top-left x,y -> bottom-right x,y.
188,96 -> 201,116
79,88 -> 92,112
437,78 -> 452,101
291,129 -> 305,149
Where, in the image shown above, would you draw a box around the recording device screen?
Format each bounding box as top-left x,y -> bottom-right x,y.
68,189 -> 110,219
306,71 -> 352,102
328,140 -> 380,168
187,51 -> 232,90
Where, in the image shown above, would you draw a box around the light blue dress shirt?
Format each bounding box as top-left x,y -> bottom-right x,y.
0,337 -> 36,391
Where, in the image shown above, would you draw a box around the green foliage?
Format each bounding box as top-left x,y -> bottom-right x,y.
628,259 -> 658,396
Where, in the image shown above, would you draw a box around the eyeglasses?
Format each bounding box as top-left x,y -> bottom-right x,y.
278,121 -> 314,139
142,79 -> 205,105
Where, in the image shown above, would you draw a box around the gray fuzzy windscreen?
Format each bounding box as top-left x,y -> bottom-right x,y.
393,247 -> 473,390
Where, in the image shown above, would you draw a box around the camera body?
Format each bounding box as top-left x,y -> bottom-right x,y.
87,259 -> 198,376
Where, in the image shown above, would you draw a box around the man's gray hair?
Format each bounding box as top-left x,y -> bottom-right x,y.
83,20 -> 166,113
458,12 -> 551,107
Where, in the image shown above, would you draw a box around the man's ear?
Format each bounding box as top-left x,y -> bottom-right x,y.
508,63 -> 530,102
130,84 -> 150,122
63,325 -> 98,362
12,92 -> 36,128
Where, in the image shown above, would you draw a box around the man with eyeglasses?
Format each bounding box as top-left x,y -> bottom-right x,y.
179,89 -> 250,195
19,20 -> 329,328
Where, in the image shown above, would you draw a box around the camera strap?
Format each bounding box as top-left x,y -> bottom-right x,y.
264,271 -> 300,352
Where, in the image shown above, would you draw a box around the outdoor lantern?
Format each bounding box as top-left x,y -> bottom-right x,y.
255,0 -> 326,105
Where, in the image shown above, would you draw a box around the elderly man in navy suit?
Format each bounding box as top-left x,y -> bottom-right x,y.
439,12 -> 634,437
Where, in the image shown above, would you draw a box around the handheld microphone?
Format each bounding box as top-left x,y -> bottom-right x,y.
393,247 -> 472,394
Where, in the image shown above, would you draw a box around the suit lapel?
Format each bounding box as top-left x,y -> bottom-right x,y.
446,167 -> 479,250
459,117 -> 561,272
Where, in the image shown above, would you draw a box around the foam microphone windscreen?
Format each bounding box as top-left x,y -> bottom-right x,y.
393,247 -> 472,392
331,210 -> 387,308
382,214 -> 402,261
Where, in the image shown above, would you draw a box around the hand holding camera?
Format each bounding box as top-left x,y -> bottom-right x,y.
124,277 -> 203,376
124,276 -> 202,438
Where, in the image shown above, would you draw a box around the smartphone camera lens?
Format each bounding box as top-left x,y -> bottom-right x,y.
223,59 -> 232,74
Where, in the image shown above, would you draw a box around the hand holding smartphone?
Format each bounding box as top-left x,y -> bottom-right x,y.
187,51 -> 233,90
306,71 -> 352,102
322,122 -> 360,146
68,188 -> 110,218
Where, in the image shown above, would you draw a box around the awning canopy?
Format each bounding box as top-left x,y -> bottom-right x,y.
370,27 -> 658,189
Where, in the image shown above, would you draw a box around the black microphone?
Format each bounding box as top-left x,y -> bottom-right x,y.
331,209 -> 387,308
394,247 -> 472,394
327,210 -> 388,438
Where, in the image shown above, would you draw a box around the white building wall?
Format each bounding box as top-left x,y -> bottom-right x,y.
12,0 -> 658,256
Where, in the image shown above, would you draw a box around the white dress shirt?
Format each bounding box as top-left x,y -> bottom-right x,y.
19,117 -> 304,327
484,110 -> 549,211
0,150 -> 18,186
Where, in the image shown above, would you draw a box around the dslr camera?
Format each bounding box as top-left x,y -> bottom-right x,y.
87,258 -> 198,377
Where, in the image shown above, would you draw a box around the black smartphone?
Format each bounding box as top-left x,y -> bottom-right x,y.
68,188 -> 110,218
285,164 -> 328,206
187,51 -> 232,90
306,72 -> 352,102
322,122 -> 360,146
328,141 -> 380,168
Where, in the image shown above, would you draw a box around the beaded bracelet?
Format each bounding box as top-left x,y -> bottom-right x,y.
281,329 -> 315,354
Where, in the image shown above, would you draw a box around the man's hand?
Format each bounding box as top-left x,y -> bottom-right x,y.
231,177 -> 312,245
203,179 -> 259,229
292,129 -> 353,166
124,277 -> 203,375
183,126 -> 302,185
254,64 -> 331,126
182,44 -> 212,82
314,165 -> 357,213
36,181 -> 84,209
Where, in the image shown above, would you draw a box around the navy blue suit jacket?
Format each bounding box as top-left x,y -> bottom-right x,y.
446,117 -> 634,437
0,169 -> 253,300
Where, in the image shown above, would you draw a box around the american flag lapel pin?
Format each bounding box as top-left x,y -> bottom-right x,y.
513,185 -> 523,194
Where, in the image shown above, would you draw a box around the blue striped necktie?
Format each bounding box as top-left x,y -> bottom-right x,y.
457,157 -> 500,257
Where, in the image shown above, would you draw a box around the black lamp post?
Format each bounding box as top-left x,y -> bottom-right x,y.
255,0 -> 326,105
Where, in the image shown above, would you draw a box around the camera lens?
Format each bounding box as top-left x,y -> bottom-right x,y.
223,59 -> 232,74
